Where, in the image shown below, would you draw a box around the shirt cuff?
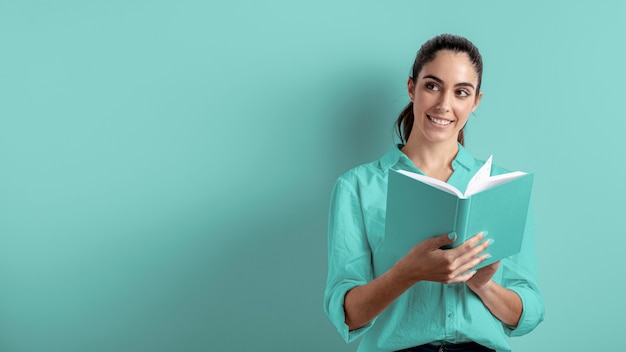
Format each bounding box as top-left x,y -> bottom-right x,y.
324,281 -> 376,343
505,286 -> 545,336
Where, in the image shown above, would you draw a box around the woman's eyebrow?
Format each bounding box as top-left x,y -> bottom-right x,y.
423,74 -> 475,90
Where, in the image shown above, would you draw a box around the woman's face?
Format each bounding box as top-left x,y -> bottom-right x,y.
408,50 -> 482,146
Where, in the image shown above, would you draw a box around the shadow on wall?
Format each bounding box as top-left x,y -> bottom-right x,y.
28,68 -> 406,352
200,69 -> 400,351
323,69 -> 401,177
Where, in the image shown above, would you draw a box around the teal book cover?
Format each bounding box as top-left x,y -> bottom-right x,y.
380,165 -> 534,273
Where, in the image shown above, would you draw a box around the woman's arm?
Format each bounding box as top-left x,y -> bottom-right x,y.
466,205 -> 544,332
345,232 -> 490,330
466,263 -> 523,327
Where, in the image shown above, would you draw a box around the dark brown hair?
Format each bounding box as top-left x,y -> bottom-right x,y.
395,34 -> 483,146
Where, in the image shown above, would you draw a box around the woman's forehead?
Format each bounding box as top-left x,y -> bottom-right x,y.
419,50 -> 479,84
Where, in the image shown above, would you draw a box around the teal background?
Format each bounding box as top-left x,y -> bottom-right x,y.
0,1 -> 623,351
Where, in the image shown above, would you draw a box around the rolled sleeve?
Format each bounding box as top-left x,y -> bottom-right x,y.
501,206 -> 545,336
507,283 -> 544,336
323,175 -> 376,342
324,280 -> 376,342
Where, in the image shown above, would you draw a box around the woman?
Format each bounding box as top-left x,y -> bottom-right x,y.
324,34 -> 544,352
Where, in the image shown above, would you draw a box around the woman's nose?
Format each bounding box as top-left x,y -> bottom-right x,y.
436,92 -> 452,113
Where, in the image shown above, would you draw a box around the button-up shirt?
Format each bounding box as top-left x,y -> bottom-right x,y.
324,144 -> 544,352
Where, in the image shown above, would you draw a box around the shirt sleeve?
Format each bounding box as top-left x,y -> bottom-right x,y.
323,175 -> 377,342
500,204 -> 545,336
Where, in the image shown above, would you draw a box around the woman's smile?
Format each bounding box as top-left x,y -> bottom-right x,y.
426,114 -> 453,127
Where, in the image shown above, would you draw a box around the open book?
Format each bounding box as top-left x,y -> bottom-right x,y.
379,156 -> 534,272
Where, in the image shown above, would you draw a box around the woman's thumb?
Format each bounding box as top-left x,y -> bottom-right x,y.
434,232 -> 456,249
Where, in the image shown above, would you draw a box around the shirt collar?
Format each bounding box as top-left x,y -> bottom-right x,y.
379,143 -> 476,172
379,144 -> 410,172
451,143 -> 476,172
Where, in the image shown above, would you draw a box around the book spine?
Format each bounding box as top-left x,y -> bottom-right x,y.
454,198 -> 472,244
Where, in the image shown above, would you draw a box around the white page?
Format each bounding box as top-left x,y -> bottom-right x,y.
394,156 -> 527,199
395,169 -> 464,198
465,171 -> 527,196
465,156 -> 493,197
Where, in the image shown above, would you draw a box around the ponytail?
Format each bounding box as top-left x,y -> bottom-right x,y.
395,102 -> 414,145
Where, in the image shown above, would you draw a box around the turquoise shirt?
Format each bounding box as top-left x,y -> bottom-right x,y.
324,144 -> 544,352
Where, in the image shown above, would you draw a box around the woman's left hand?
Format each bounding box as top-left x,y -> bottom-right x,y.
464,260 -> 523,327
466,261 -> 500,293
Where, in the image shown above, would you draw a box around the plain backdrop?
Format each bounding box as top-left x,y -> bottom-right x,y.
1,1 -> 624,351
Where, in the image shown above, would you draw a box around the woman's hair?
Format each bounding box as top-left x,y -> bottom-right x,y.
396,34 -> 483,146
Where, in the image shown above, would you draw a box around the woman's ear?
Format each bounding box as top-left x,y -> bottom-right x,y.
472,90 -> 483,112
407,77 -> 415,101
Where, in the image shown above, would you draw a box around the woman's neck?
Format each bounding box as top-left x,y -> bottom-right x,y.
401,139 -> 459,182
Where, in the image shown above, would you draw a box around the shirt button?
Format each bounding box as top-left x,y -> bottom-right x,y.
447,312 -> 454,318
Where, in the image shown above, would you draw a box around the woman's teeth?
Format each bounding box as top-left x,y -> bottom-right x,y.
428,115 -> 451,126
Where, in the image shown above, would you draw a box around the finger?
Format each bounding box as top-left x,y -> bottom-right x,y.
464,231 -> 488,248
447,231 -> 485,256
428,232 -> 457,249
446,269 -> 477,284
451,253 -> 490,277
457,239 -> 492,264
462,232 -> 492,255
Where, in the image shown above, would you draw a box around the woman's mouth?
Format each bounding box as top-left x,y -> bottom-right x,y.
427,115 -> 452,127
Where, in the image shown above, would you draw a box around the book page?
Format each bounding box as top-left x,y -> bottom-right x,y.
395,169 -> 464,198
394,156 -> 527,199
465,155 -> 493,197
465,171 -> 527,196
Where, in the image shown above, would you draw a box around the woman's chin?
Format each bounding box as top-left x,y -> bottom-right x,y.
421,131 -> 459,145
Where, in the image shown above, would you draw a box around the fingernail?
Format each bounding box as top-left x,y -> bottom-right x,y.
448,232 -> 457,240
482,231 -> 489,238
484,253 -> 492,259
488,239 -> 495,245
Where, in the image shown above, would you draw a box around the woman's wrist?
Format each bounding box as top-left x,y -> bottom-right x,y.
466,280 -> 523,327
466,279 -> 495,296
390,259 -> 422,288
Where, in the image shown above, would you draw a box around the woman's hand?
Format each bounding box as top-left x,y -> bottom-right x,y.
464,260 -> 523,327
344,231 -> 490,330
466,261 -> 500,292
394,231 -> 491,285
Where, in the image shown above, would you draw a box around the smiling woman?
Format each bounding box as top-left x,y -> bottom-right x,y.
409,52 -> 480,139
397,34 -> 483,150
401,48 -> 482,181
324,34 -> 544,352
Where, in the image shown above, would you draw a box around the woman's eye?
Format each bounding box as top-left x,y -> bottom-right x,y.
425,83 -> 439,91
457,90 -> 470,97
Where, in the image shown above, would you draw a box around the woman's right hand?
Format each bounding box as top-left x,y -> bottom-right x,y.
393,231 -> 490,285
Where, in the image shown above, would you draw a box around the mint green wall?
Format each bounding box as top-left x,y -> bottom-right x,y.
1,1 -> 623,351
